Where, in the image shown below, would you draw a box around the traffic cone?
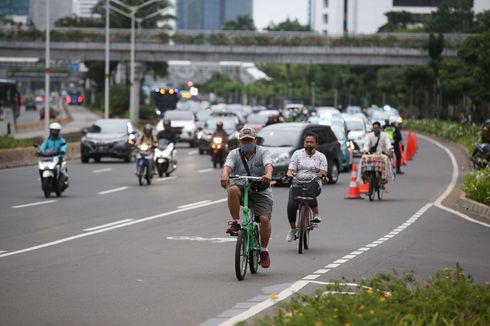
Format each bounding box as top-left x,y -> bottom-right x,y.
413,133 -> 418,152
400,143 -> 407,166
345,163 -> 362,199
406,132 -> 414,160
359,182 -> 369,194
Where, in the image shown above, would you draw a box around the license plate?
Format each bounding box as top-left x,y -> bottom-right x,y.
98,146 -> 108,152
157,158 -> 164,163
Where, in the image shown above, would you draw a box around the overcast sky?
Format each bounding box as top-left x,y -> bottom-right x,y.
253,0 -> 308,30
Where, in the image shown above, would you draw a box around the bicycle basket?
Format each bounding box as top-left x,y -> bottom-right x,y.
292,181 -> 319,198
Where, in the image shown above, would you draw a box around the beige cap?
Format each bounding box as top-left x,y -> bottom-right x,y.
238,127 -> 256,140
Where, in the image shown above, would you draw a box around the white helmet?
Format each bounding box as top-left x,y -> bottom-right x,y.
49,122 -> 62,130
388,116 -> 398,125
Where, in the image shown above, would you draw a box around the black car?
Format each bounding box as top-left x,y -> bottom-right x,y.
25,98 -> 36,111
257,123 -> 343,184
81,119 -> 138,163
197,117 -> 239,154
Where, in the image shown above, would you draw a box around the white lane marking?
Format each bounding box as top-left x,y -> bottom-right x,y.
155,176 -> 178,182
325,263 -> 340,268
12,200 -> 57,209
342,254 -> 357,259
0,251 -> 6,254
303,274 -> 320,280
98,186 -> 128,195
93,168 -> 112,173
0,198 -> 227,258
418,134 -> 490,228
188,150 -> 198,155
313,269 -> 330,274
177,200 -> 211,209
198,168 -> 215,173
166,236 -> 236,243
83,219 -> 134,232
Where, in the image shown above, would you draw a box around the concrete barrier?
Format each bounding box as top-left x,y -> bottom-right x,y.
0,142 -> 80,169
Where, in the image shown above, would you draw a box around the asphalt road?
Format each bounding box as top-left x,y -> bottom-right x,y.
1,135 -> 489,326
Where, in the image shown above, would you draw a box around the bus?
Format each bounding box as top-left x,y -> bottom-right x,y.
0,79 -> 21,135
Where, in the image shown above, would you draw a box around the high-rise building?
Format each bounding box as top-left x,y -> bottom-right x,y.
0,0 -> 30,17
176,0 -> 252,30
73,0 -> 99,17
310,0 -> 490,35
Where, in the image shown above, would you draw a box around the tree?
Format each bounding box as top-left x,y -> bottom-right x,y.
377,11 -> 415,32
222,15 -> 256,31
265,18 -> 310,32
55,16 -> 103,27
474,10 -> 490,33
425,0 -> 475,33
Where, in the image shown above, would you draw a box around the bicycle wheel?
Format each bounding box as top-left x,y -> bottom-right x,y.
249,225 -> 260,274
368,173 -> 375,201
298,204 -> 306,254
377,181 -> 384,201
235,230 -> 248,281
304,208 -> 311,250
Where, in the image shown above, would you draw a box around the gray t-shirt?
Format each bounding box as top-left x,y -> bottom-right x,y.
225,146 -> 273,198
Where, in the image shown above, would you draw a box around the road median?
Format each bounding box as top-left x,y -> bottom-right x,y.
0,142 -> 80,169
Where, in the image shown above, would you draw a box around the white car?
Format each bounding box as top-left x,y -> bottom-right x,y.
343,115 -> 367,156
157,110 -> 198,147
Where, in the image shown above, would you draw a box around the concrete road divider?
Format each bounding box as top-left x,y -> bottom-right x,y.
0,142 -> 80,169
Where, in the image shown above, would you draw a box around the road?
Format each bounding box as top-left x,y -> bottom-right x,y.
0,135 -> 489,326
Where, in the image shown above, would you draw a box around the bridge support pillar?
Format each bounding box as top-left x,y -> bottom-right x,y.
130,62 -> 144,123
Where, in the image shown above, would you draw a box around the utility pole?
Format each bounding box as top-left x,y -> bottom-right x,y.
44,0 -> 51,132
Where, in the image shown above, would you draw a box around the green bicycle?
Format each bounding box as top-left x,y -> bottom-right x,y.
230,175 -> 263,281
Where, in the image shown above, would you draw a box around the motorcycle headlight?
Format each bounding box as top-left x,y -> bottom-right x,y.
139,144 -> 149,151
272,152 -> 290,164
212,137 -> 223,144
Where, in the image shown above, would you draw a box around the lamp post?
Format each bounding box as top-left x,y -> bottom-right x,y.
109,0 -> 162,123
104,0 -> 110,119
44,0 -> 51,132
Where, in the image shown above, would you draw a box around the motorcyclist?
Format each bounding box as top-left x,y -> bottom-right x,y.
136,123 -> 157,173
211,120 -> 228,147
38,122 -> 69,185
156,119 -> 177,144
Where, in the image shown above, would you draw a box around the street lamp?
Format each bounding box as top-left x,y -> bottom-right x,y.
104,0 -> 110,119
109,0 -> 163,123
44,0 -> 51,132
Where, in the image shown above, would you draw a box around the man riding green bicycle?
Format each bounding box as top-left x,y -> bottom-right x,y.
220,127 -> 273,268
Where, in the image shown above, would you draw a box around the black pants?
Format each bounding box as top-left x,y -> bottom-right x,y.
287,186 -> 320,224
394,142 -> 402,172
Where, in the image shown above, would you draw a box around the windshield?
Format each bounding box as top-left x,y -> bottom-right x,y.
203,118 -> 236,132
331,125 -> 345,141
165,110 -> 194,121
196,111 -> 211,121
259,129 -> 298,147
247,114 -> 268,125
345,120 -> 364,131
372,111 -> 393,121
89,120 -> 128,134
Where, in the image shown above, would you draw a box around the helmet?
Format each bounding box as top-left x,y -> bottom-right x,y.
483,119 -> 490,132
216,120 -> 224,128
163,119 -> 171,127
49,122 -> 62,130
143,123 -> 153,135
389,116 -> 398,125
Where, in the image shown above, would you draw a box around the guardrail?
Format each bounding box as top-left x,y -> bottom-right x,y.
0,27 -> 472,49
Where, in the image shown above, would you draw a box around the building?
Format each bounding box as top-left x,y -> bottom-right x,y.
0,0 -> 29,23
176,0 -> 252,30
310,0 -> 490,35
29,0 -> 73,29
73,0 -> 99,17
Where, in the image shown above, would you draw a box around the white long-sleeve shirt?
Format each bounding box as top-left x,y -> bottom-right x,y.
363,132 -> 392,154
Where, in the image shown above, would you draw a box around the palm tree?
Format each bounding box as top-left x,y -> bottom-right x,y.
222,15 -> 256,31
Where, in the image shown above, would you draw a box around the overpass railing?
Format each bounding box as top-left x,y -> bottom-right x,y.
0,27 -> 471,49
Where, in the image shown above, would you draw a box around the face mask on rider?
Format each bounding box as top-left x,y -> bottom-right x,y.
305,145 -> 314,155
240,143 -> 256,152
374,130 -> 381,136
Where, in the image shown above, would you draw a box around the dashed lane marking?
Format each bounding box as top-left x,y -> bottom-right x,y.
12,200 -> 57,209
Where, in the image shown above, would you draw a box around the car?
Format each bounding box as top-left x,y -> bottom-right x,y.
343,115 -> 367,156
25,98 -> 36,111
197,117 -> 239,154
66,92 -> 83,105
245,113 -> 269,132
80,119 -> 138,163
210,111 -> 244,129
316,106 -> 341,118
257,123 -> 343,185
157,110 -> 198,147
39,106 -> 58,120
346,106 -> 362,115
368,106 -> 401,128
318,117 -> 353,172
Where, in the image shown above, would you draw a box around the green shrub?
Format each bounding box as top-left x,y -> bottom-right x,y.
462,168 -> 490,205
0,136 -> 36,149
250,266 -> 490,326
109,84 -> 129,118
404,119 -> 480,153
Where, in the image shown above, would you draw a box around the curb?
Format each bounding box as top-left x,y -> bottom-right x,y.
459,193 -> 490,221
0,142 -> 81,169
16,102 -> 72,134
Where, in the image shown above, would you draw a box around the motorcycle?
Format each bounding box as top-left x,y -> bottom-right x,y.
38,149 -> 69,198
135,143 -> 154,186
470,143 -> 490,170
154,138 -> 177,177
211,136 -> 226,168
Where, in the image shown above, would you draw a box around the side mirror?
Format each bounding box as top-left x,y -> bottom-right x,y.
256,136 -> 264,146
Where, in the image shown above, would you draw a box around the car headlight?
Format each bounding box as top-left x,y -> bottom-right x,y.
197,131 -> 203,139
272,152 -> 290,164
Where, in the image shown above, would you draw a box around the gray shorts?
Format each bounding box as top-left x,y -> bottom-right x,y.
234,185 -> 273,219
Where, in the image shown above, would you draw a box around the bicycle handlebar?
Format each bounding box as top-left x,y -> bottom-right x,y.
229,175 -> 263,181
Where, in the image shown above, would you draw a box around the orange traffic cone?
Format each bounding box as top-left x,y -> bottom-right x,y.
359,182 -> 369,194
400,143 -> 407,166
413,133 -> 418,152
406,132 -> 414,160
345,163 -> 362,199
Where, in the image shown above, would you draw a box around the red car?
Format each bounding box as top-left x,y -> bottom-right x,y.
39,106 -> 58,120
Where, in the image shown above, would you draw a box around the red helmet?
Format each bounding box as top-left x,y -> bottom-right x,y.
216,120 -> 224,127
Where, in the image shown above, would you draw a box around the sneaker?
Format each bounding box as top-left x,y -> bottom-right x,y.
286,228 -> 297,242
396,171 -> 405,175
259,250 -> 271,268
226,221 -> 240,235
312,214 -> 322,223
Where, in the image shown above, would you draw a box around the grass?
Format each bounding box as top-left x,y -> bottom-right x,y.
0,132 -> 83,150
403,120 -> 480,153
461,168 -> 490,205
246,265 -> 490,326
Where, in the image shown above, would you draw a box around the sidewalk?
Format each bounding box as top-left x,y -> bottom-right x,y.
13,105 -> 100,139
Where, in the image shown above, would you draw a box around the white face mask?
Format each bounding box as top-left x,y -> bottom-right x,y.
240,143 -> 256,152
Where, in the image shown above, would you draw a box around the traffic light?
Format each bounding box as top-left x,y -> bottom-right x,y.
153,88 -> 179,112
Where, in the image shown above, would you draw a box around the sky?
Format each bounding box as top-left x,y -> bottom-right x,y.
253,0 -> 309,30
